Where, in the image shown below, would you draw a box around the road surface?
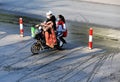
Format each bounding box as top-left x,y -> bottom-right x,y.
0,21 -> 120,82
0,0 -> 120,82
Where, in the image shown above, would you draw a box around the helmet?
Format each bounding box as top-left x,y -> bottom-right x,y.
46,11 -> 52,16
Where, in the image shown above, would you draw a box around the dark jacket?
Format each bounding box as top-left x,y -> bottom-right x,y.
46,15 -> 56,31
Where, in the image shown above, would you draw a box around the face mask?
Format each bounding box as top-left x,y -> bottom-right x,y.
47,15 -> 50,19
57,18 -> 60,21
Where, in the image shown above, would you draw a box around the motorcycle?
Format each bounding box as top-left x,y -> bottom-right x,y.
31,24 -> 65,54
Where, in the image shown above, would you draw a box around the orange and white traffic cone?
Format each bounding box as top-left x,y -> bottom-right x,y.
89,28 -> 93,49
19,18 -> 24,37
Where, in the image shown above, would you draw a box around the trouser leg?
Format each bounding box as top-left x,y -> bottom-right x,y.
60,37 -> 66,44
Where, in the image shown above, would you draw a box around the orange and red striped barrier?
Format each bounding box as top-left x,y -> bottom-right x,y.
19,18 -> 24,37
89,28 -> 93,49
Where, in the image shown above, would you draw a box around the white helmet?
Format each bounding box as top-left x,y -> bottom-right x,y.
46,11 -> 52,16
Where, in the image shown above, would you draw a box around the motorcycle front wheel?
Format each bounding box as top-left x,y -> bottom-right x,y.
31,42 -> 42,54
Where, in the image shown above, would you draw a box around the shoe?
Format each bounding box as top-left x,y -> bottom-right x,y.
64,41 -> 67,44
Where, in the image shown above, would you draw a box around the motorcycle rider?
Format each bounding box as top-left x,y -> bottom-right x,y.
45,11 -> 56,31
56,15 -> 67,44
41,11 -> 57,48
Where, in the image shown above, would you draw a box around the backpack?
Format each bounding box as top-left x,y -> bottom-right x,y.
62,28 -> 67,37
